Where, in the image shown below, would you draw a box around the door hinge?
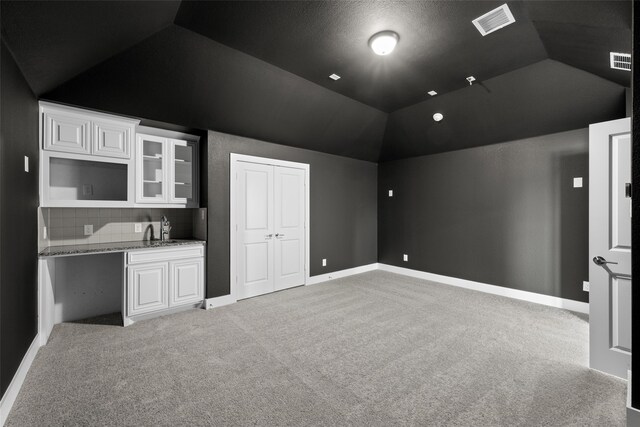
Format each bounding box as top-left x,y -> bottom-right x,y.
625,183 -> 632,198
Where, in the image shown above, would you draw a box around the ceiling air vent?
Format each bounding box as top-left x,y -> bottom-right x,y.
472,4 -> 515,36
610,52 -> 631,71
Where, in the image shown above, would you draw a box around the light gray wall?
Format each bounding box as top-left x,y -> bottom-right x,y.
206,131 -> 378,298
378,128 -> 589,302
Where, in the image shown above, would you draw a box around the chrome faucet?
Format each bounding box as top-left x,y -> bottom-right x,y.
160,215 -> 172,241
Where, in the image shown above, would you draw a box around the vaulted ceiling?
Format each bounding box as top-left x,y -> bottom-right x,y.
0,1 -> 631,161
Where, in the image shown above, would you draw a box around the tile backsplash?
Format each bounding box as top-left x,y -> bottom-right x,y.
40,208 -> 201,247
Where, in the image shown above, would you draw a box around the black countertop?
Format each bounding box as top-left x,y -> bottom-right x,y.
39,239 -> 206,258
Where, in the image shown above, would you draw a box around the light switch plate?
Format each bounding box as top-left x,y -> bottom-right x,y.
322,259 -> 327,267
43,226 -> 47,240
403,254 -> 408,262
24,156 -> 29,172
84,224 -> 93,236
573,177 -> 583,188
583,281 -> 590,292
134,223 -> 142,233
389,190 -> 393,197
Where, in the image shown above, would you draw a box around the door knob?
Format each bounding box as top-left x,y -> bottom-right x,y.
593,256 -> 618,266
265,234 -> 273,239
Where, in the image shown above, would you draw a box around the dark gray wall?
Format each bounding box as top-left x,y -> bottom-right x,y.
207,131 -> 378,298
43,25 -> 387,162
0,41 -> 39,397
379,128 -> 589,302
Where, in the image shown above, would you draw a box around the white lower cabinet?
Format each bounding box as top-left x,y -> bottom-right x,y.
128,262 -> 169,316
124,246 -> 204,325
170,258 -> 204,306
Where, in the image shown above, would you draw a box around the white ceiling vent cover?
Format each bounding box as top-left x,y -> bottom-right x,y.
472,4 -> 516,36
610,52 -> 631,71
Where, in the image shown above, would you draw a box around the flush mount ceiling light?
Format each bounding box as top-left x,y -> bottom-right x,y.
369,31 -> 399,56
329,73 -> 341,81
428,90 -> 438,96
433,113 -> 444,122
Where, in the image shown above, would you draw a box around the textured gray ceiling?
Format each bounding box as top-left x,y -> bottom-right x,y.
0,1 -> 181,95
0,0 -> 631,161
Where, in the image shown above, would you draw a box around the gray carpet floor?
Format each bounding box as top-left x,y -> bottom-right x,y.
6,271 -> 626,426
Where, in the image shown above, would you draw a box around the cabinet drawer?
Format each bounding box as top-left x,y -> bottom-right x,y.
127,245 -> 204,264
43,110 -> 91,154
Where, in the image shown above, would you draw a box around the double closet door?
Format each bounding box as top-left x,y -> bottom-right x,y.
236,161 -> 306,300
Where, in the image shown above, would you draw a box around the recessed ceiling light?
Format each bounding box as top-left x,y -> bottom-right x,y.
369,31 -> 399,56
329,74 -> 341,81
428,90 -> 438,96
433,113 -> 444,122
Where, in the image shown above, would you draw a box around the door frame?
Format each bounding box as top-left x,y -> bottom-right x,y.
230,153 -> 310,300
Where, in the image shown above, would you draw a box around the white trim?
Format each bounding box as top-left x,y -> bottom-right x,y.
627,370 -> 640,427
378,264 -> 589,314
0,335 -> 40,426
229,153 -> 311,301
204,294 -> 237,310
307,263 -> 380,285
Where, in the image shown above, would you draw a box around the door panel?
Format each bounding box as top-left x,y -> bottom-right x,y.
237,162 -> 274,299
43,111 -> 91,154
128,262 -> 169,316
93,120 -> 131,159
170,258 -> 203,306
589,117 -> 631,379
274,167 -> 305,291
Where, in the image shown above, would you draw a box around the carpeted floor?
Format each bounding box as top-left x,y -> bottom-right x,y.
6,271 -> 626,426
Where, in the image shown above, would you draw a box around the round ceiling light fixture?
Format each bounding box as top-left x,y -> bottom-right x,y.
369,31 -> 399,56
433,113 -> 444,122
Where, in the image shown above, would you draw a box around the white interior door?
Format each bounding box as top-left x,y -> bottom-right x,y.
274,166 -> 306,291
589,117 -> 632,379
236,162 -> 274,300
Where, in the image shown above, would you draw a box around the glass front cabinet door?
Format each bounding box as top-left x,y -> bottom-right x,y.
136,133 -> 198,206
136,134 -> 168,203
169,139 -> 197,205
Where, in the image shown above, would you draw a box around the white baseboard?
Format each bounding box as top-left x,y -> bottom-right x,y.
204,294 -> 237,310
0,334 -> 40,426
627,371 -> 640,427
378,264 -> 589,314
306,263 -> 380,285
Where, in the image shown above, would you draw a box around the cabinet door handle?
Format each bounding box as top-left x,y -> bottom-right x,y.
275,233 -> 285,238
265,234 -> 273,239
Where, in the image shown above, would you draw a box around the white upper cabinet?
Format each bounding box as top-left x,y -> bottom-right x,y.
93,119 -> 132,159
43,109 -> 91,154
40,102 -> 138,159
135,127 -> 199,207
136,133 -> 169,203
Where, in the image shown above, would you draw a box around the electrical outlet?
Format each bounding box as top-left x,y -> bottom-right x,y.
322,259 -> 327,267
43,226 -> 47,240
84,224 -> 93,236
583,281 -> 590,292
403,254 -> 408,262
24,156 -> 29,172
134,223 -> 142,233
201,209 -> 205,220
82,184 -> 93,196
388,190 -> 393,197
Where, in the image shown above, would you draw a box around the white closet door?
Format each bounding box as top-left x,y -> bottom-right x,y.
274,166 -> 306,291
236,162 -> 275,299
